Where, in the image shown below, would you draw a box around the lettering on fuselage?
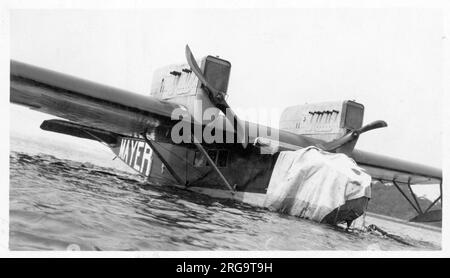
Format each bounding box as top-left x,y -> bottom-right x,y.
118,138 -> 153,176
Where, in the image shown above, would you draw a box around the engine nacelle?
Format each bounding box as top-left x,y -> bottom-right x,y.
279,100 -> 364,142
150,55 -> 231,125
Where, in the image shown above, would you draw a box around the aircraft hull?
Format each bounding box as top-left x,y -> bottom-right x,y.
110,136 -> 368,225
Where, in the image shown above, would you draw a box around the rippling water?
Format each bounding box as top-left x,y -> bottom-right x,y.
9,137 -> 439,251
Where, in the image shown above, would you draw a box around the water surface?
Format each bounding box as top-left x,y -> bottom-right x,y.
9,136 -> 439,251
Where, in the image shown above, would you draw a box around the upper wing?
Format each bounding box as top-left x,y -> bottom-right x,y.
10,60 -> 182,140
351,149 -> 442,185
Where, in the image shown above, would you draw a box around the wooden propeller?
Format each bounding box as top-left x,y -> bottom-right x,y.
185,45 -> 247,147
321,120 -> 388,152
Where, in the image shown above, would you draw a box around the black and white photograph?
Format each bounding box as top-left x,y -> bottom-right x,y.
1,1 -> 448,258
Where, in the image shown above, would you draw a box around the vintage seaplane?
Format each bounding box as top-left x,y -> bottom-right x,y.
10,46 -> 442,227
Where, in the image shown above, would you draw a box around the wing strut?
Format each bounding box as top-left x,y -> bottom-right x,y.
192,138 -> 236,195
411,179 -> 443,222
424,195 -> 442,214
390,179 -> 442,222
142,132 -> 185,186
392,179 -> 422,215
406,178 -> 423,214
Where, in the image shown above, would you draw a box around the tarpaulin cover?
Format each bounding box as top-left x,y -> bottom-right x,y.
264,146 -> 371,222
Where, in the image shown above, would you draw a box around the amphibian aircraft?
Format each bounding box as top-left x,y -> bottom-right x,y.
10,46 -> 442,225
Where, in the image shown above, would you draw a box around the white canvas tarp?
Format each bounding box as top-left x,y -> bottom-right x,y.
264,146 -> 371,222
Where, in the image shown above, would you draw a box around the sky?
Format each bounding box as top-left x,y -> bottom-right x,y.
8,7 -> 445,196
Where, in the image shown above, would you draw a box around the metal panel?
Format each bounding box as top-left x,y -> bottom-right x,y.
279,100 -> 364,142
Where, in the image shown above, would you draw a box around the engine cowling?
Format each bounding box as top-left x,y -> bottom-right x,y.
279,100 -> 365,143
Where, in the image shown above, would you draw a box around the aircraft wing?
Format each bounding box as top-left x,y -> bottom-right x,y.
350,149 -> 442,223
351,149 -> 442,185
10,60 -> 182,141
11,60 -> 442,187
